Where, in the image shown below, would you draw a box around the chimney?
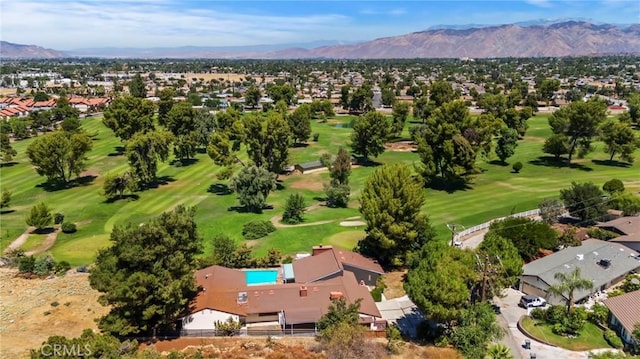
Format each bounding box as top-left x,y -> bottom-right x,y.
312,244 -> 333,256
330,291 -> 343,300
299,285 -> 308,297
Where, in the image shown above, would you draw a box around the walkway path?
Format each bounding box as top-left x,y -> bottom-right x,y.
270,203 -> 361,228
3,227 -> 35,254
24,228 -> 60,256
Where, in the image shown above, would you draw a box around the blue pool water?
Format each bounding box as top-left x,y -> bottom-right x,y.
245,270 -> 278,285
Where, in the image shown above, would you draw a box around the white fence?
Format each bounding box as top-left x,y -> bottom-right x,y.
453,209 -> 540,241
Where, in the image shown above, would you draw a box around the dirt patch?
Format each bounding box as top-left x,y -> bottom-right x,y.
289,174 -> 324,191
144,336 -> 319,355
4,227 -> 35,254
25,228 -> 60,256
385,141 -> 416,152
0,268 -> 109,358
79,169 -> 100,178
382,270 -> 407,300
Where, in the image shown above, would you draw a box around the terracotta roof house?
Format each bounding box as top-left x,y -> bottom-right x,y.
180,246 -> 384,336
519,239 -> 640,305
604,290 -> 640,345
597,216 -> 640,251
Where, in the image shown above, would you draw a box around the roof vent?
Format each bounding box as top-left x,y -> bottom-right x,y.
564,264 -> 571,269
329,291 -> 344,300
300,285 -> 308,297
593,251 -> 599,256
237,291 -> 248,304
576,254 -> 584,261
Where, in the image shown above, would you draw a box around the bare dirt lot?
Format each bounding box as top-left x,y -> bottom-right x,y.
0,268 -> 108,358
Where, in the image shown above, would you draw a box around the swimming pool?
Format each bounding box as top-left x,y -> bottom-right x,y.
245,269 -> 278,285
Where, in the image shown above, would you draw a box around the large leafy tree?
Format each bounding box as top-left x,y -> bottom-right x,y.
626,93 -> 640,124
548,98 -> 608,164
358,164 -> 435,267
316,298 -> 371,359
391,101 -> 410,136
26,131 -> 93,183
350,111 -> 391,161
495,127 -> 519,163
538,197 -> 565,224
244,85 -> 261,108
230,165 -> 277,213
157,88 -> 175,126
477,233 -> 524,301
244,112 -> 292,174
329,147 -> 351,186
103,96 -> 156,141
429,80 -> 457,107
599,119 -> 638,163
51,96 -> 80,122
125,130 -> 173,189
0,132 -> 17,162
543,134 -> 569,159
450,302 -> 504,359
405,241 -> 476,325
415,100 -> 478,185
102,172 -> 134,200
165,101 -> 199,160
266,83 -> 295,105
548,267 -> 593,314
488,217 -> 557,261
287,103 -> 312,144
128,73 -> 146,98
560,181 -> 607,225
90,206 -> 202,337
282,193 -> 306,224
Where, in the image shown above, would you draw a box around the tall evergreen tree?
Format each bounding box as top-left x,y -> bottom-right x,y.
358,164 -> 435,267
128,73 -> 146,98
90,206 -> 202,337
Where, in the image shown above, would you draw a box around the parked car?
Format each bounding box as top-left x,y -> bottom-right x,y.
520,295 -> 546,308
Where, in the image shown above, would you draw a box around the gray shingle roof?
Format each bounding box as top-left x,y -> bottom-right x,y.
522,239 -> 640,302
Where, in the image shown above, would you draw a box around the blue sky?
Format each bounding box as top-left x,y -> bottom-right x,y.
1,0 -> 638,50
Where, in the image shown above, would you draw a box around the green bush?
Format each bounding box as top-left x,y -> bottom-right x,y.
530,307 -> 546,320
242,220 -> 276,240
512,161 -> 523,173
312,133 -> 320,141
34,255 -> 56,275
18,256 -> 36,273
604,329 -> 623,348
546,305 -> 566,324
61,222 -> 77,233
54,212 -> 65,225
564,307 -> 587,335
621,274 -> 640,293
54,260 -> 71,275
76,265 -> 89,273
587,228 -> 618,240
371,287 -> 383,302
589,304 -> 609,325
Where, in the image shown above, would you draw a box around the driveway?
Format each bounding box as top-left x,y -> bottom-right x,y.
493,288 -> 621,359
376,295 -> 424,339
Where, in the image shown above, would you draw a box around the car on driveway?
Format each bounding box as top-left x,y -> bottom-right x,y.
519,295 -> 546,308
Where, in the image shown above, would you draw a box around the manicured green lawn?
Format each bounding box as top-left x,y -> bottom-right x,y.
1,114 -> 638,265
520,317 -> 612,351
20,234 -> 47,252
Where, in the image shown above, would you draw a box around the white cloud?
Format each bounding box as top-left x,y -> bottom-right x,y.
359,7 -> 407,16
0,0 -> 351,49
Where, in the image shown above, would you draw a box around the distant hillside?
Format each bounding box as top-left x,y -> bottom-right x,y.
0,41 -> 67,59
266,21 -> 640,59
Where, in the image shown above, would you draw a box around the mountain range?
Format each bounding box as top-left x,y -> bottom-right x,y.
2,21 -> 640,59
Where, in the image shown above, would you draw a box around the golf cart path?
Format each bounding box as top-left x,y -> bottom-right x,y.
270,203 -> 361,228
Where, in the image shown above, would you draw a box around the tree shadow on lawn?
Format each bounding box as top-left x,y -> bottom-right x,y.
0,209 -> 15,215
354,157 -> 382,167
33,227 -> 56,235
36,175 -> 97,192
104,194 -> 140,204
145,175 -> 176,189
487,159 -> 509,167
428,177 -> 473,194
107,146 -> 125,157
227,204 -> 274,213
292,142 -> 309,148
528,156 -> 593,172
170,158 -> 199,167
207,183 -> 233,196
0,161 -> 18,168
591,159 -> 632,168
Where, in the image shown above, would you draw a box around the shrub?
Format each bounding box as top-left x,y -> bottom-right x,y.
587,228 -> 618,240
242,220 -> 276,240
54,260 -> 71,275
602,179 -> 625,194
530,307 -> 546,320
51,301 -> 59,307
76,265 -> 89,273
607,289 -> 624,298
546,305 -> 566,324
33,255 -> 56,275
589,304 -> 609,325
61,222 -> 77,233
604,329 -> 623,349
621,274 -> 640,293
18,256 -> 36,273
54,212 -> 65,225
215,317 -> 242,336
512,161 -> 523,173
386,324 -> 404,354
282,256 -> 293,264
371,287 -> 383,302
312,133 -> 320,142
564,307 -> 587,335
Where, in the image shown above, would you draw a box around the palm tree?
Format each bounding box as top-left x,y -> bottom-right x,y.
548,267 -> 593,314
486,343 -> 513,359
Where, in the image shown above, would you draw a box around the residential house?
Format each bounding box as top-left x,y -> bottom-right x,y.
604,290 -> 640,346
180,246 -> 384,336
597,216 -> 640,251
519,239 -> 640,305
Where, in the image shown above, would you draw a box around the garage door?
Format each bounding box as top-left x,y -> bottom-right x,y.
521,282 -> 547,298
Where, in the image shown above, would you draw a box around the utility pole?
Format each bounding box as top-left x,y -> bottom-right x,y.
446,223 -> 465,247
